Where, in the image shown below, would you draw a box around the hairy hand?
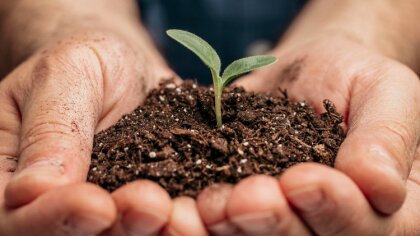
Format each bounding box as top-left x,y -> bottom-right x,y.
195,36 -> 420,235
0,30 -> 180,236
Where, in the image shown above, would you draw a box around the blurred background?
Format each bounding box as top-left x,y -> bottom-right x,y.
138,0 -> 307,84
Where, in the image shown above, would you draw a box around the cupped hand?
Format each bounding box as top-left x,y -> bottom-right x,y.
0,30 -> 183,236
195,36 -> 420,235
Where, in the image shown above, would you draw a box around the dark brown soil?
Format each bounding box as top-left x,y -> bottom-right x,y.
88,80 -> 345,198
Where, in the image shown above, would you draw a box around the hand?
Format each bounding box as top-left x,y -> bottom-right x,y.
0,30 -> 182,236
195,36 -> 420,235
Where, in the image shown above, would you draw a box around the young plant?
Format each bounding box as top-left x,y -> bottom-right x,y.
167,29 -> 277,128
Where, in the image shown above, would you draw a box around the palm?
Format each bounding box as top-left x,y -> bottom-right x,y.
236,37 -> 420,234
0,32 -> 176,235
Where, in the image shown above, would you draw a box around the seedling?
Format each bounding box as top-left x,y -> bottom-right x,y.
167,29 -> 277,127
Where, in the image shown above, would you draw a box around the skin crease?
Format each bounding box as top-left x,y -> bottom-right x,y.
0,0 -> 419,235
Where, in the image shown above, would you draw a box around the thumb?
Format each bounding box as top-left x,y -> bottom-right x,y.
335,64 -> 420,214
5,46 -> 105,208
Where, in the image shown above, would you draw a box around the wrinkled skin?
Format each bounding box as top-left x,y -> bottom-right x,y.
0,31 -> 184,236
193,36 -> 420,235
0,32 -> 419,235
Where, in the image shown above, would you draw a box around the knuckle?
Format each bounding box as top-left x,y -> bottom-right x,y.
19,120 -> 81,157
31,30 -> 138,93
378,120 -> 415,168
32,43 -> 100,84
32,30 -> 131,82
61,31 -> 133,72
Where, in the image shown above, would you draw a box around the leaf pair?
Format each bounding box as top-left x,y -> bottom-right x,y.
166,29 -> 277,127
167,29 -> 277,87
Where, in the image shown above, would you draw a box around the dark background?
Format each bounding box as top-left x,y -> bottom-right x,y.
138,0 -> 307,84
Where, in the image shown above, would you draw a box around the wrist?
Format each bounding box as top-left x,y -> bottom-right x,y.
276,0 -> 420,73
0,0 -> 165,75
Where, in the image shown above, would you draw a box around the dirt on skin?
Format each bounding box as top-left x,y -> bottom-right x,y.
88,80 -> 345,198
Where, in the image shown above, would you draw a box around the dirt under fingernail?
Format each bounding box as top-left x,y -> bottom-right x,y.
88,80 -> 345,198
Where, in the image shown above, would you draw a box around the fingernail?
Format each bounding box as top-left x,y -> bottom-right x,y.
123,211 -> 167,236
287,187 -> 323,212
231,211 -> 278,234
66,215 -> 111,235
369,145 -> 403,180
209,220 -> 239,235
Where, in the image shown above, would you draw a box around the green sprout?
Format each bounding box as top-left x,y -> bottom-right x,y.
167,29 -> 277,128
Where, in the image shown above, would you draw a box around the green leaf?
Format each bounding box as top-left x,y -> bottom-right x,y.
221,55 -> 277,87
167,29 -> 221,75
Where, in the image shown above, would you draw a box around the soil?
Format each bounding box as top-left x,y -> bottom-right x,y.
88,80 -> 345,198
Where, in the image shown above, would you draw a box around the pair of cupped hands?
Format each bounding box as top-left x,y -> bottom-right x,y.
0,30 -> 419,236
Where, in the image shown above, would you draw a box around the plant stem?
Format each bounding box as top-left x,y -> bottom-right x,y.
212,70 -> 223,128
215,87 -> 222,127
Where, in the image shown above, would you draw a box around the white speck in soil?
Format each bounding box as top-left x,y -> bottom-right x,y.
165,83 -> 176,89
149,151 -> 157,158
196,159 -> 202,164
240,159 -> 247,164
243,141 -> 249,146
159,95 -> 165,101
237,147 -> 244,155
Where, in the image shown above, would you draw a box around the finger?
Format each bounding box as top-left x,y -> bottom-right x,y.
281,163 -> 393,235
163,197 -> 208,236
335,65 -> 420,214
226,175 -> 311,236
5,45 -> 106,208
1,183 -> 117,236
0,81 -> 20,192
197,184 -> 239,236
110,180 -> 172,236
